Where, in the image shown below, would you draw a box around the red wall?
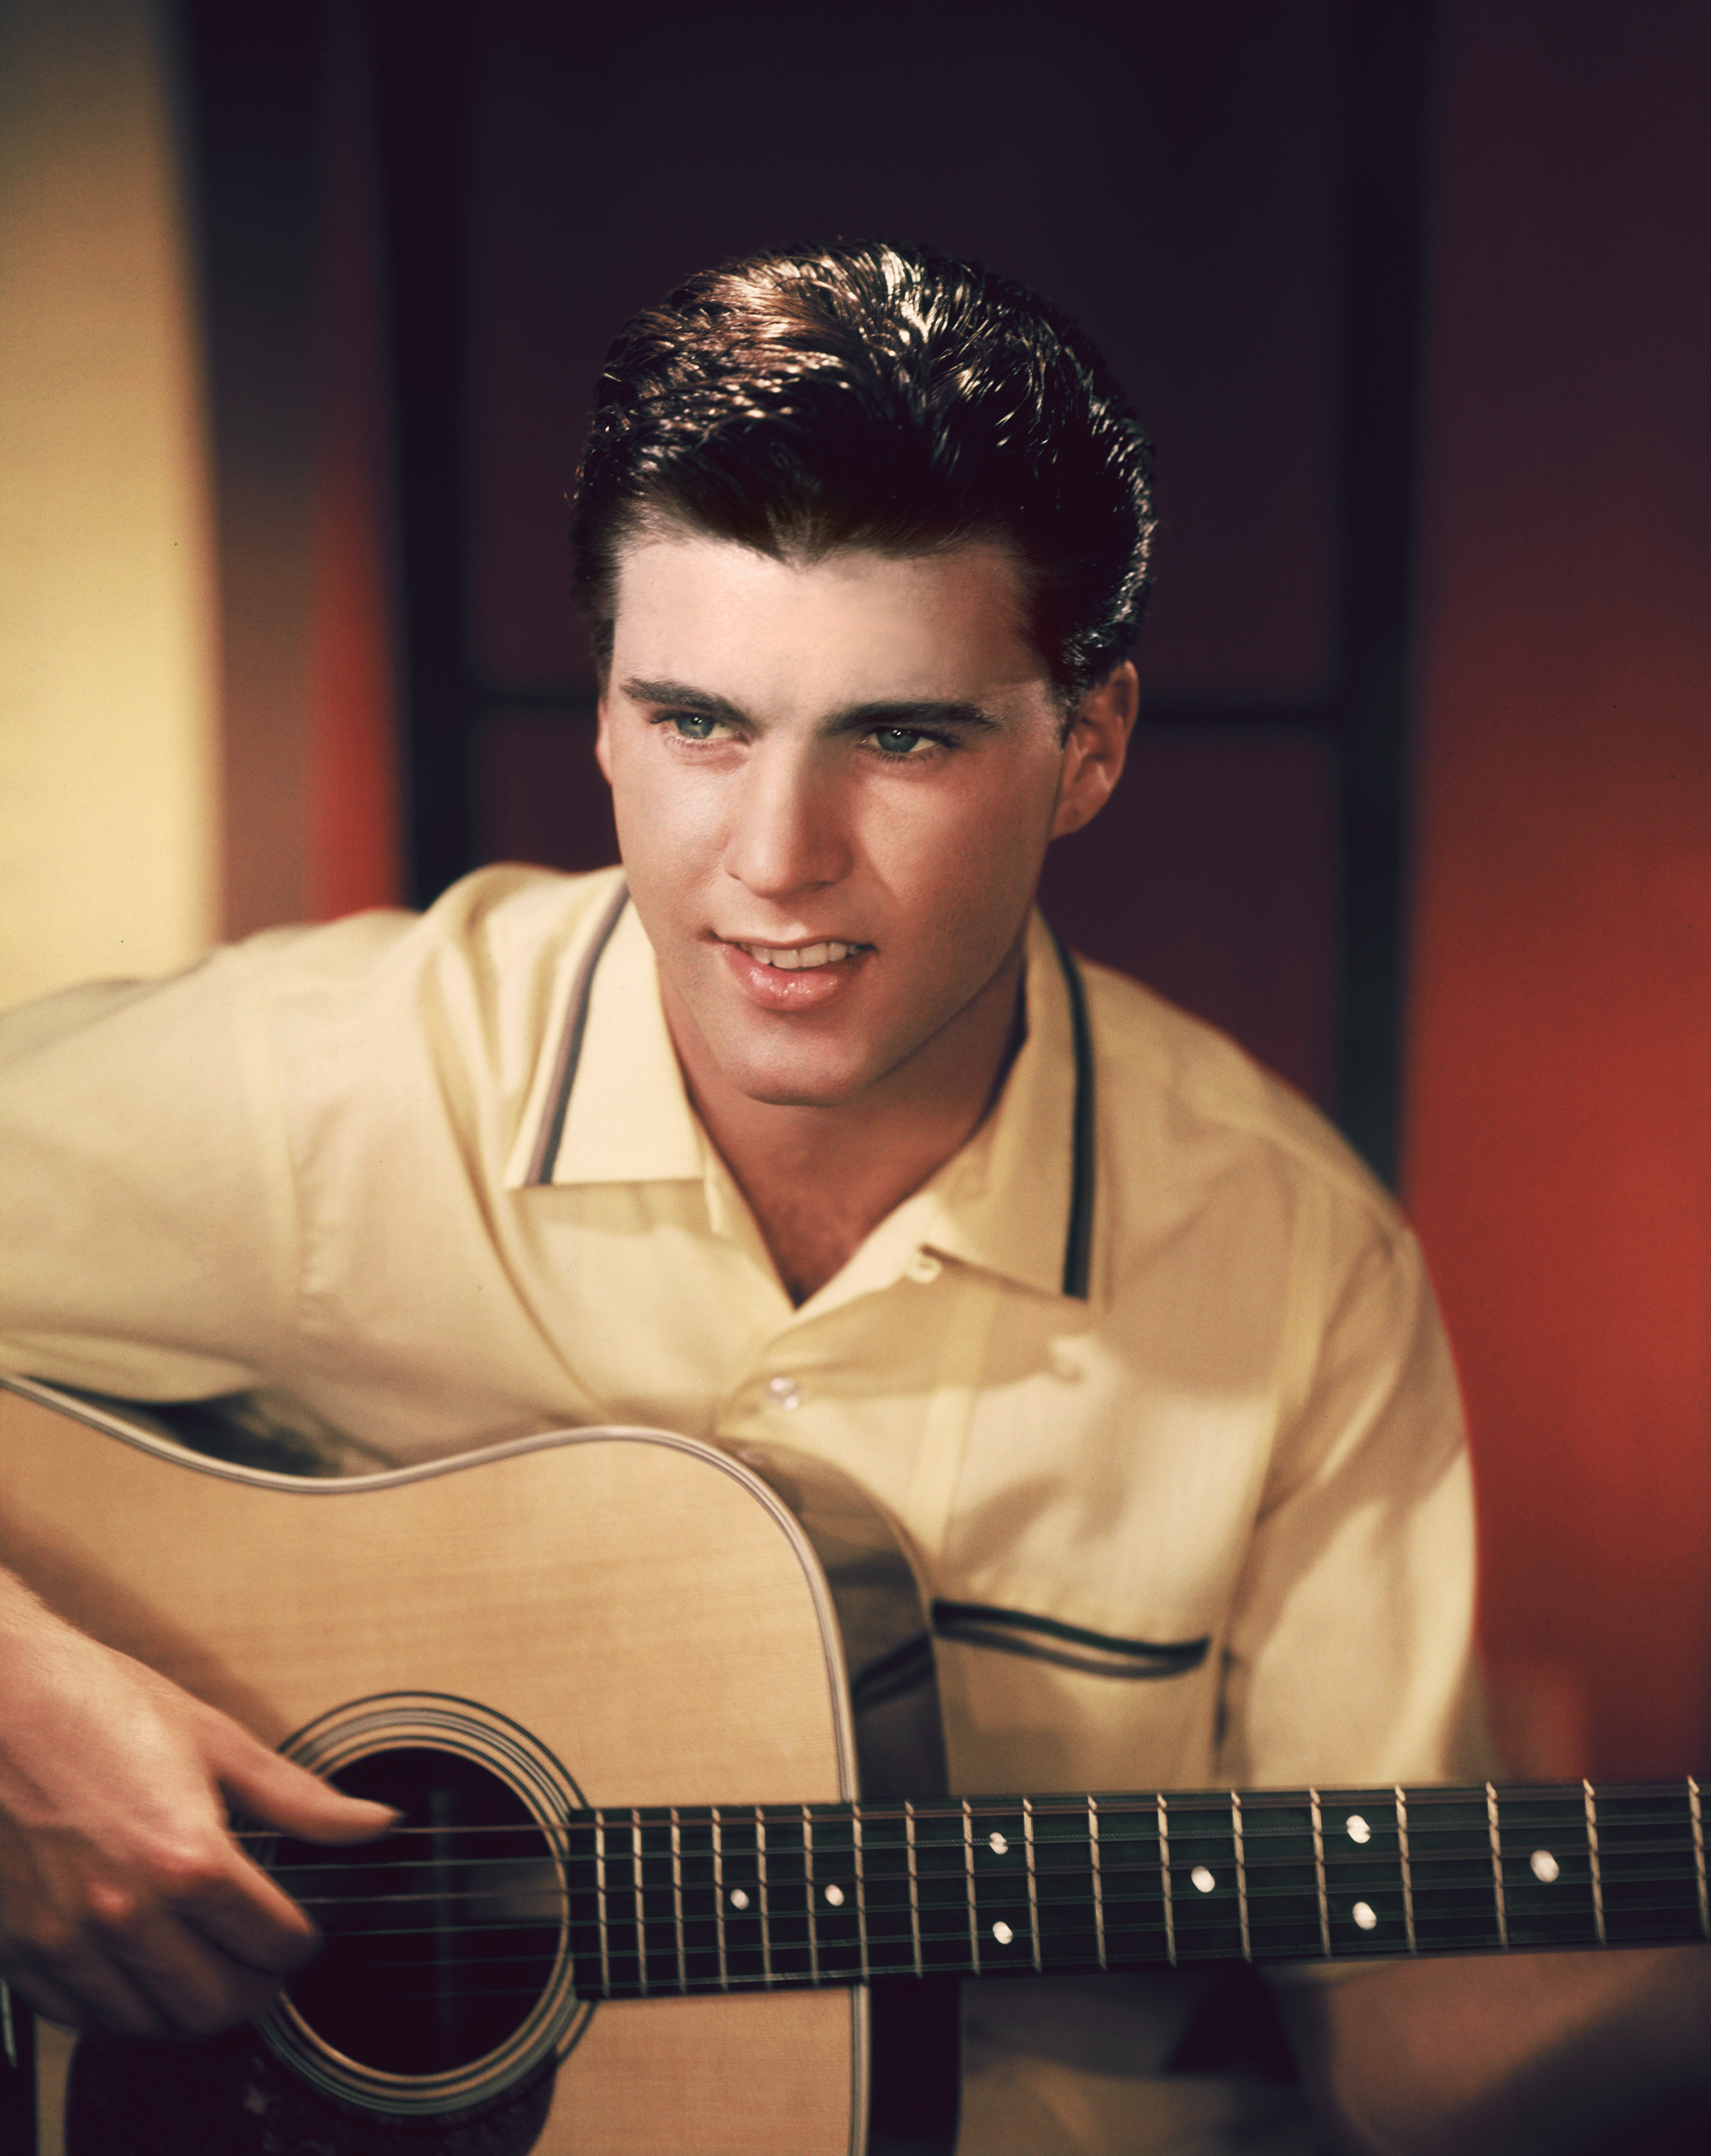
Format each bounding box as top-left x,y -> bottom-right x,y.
1403,0 -> 1711,1777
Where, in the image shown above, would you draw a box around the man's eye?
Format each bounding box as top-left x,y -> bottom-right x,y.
870,727 -> 931,757
667,711 -> 724,741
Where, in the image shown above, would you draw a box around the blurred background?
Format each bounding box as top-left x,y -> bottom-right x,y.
1,0 -> 1706,1784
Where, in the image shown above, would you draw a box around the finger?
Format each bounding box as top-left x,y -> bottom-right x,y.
1,1963 -> 88,2032
167,1844 -> 322,1977
207,1727 -> 401,1845
107,1908 -> 286,2038
15,1936 -> 173,2040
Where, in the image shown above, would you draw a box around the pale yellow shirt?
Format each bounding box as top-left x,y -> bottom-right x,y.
0,864 -> 1485,2150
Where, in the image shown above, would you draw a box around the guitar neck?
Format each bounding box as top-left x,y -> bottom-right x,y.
547,1777 -> 1708,2000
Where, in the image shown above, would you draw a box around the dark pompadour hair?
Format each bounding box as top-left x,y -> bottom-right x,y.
569,240 -> 1156,701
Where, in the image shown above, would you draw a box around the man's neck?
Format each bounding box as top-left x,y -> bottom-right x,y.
664,959 -> 1026,1306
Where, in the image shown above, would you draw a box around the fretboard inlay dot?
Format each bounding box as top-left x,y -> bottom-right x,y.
1346,1814 -> 1372,1844
729,1888 -> 749,1910
992,1921 -> 1014,1945
1530,1849 -> 1560,1883
988,1832 -> 1008,1855
1353,1901 -> 1378,1930
823,1883 -> 844,1906
1190,1865 -> 1216,1894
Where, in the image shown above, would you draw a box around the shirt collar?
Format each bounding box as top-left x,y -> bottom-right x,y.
909,910 -> 1088,1301
507,886 -> 704,1188
511,887 -> 1092,1302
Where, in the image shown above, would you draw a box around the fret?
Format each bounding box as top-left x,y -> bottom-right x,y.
859,1804 -> 917,1977
1310,1791 -> 1330,1956
754,1806 -> 814,1985
915,1801 -> 983,1972
632,1814 -> 649,1994
1088,1798 -> 1107,1970
804,1804 -> 860,1982
1406,1787 -> 1507,1953
853,1808 -> 870,1981
595,1809 -> 612,1996
1584,1783 -> 1606,1944
1160,1794 -> 1245,1960
1227,1792 -> 1325,1961
756,1812 -> 773,1985
963,1801 -> 982,1974
674,1807 -> 723,1991
1158,1794 -> 1176,1965
718,1809 -> 768,1984
1486,1784 -> 1508,1949
565,1811 -> 599,1997
1002,1799 -> 1095,1973
802,1806 -> 820,1986
906,1803 -> 924,1977
967,1803 -> 1038,1971
712,1807 -> 730,1989
1592,1782 -> 1704,1945
670,1808 -> 687,1992
1082,1797 -> 1165,1970
1022,1798 -> 1043,1973
1489,1787 -> 1599,1950
1231,1793 -> 1251,1961
1396,1787 -> 1417,1953
1692,1779 -> 1708,1938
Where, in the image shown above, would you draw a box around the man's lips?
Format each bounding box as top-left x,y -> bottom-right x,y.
726,938 -> 866,972
715,936 -> 870,1009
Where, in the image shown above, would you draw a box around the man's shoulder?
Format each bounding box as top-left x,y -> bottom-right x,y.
246,864 -> 620,987
233,865 -> 625,1113
224,864 -> 617,1038
1077,954 -> 1397,1237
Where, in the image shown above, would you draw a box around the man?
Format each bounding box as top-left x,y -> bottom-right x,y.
1,242 -> 1705,2152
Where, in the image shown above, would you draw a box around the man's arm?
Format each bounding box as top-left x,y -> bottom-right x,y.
1279,1944 -> 1711,2154
0,1567 -> 393,2036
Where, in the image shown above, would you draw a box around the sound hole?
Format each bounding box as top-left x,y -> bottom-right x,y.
271,1746 -> 564,2075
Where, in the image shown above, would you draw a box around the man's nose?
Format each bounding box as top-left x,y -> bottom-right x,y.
721,742 -> 852,900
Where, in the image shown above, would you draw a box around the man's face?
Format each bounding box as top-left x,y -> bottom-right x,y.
596,529 -> 1129,1113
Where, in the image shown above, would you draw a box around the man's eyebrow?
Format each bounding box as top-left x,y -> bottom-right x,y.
620,677 -> 747,721
834,700 -> 1001,734
619,678 -> 1001,734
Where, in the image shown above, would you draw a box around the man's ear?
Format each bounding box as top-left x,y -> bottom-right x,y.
594,696 -> 614,785
1050,660 -> 1137,839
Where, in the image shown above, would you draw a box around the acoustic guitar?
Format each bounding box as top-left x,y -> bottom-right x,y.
0,1375 -> 1704,2155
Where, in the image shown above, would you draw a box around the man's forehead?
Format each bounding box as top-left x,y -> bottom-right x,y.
607,528 -> 1050,708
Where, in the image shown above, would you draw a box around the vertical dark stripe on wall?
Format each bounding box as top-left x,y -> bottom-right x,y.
1328,0 -> 1440,1185
366,0 -> 477,907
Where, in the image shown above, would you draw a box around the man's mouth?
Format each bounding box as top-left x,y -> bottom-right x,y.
732,941 -> 864,971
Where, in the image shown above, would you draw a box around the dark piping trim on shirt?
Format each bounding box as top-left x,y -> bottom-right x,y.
527,884 -> 1096,1303
1047,921 -> 1095,1300
525,880 -> 632,1186
932,1600 -> 1211,1681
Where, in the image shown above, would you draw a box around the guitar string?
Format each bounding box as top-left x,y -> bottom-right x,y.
241,1784 -> 1702,1939
265,1852 -> 1702,1933
230,1779 -> 1695,1843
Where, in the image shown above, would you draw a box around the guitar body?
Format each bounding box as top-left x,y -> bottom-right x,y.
0,1381 -> 950,2156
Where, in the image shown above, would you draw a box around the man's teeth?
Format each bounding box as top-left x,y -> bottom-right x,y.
741,941 -> 858,971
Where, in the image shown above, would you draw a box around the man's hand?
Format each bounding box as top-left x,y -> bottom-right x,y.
0,1570 -> 396,2038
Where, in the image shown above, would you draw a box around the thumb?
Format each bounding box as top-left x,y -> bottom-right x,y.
210,1724 -> 400,1845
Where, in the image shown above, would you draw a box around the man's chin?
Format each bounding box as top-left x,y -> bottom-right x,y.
713,1054 -> 882,1112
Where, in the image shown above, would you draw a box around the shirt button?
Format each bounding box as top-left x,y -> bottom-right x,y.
907,1252 -> 942,1283
767,1376 -> 802,1411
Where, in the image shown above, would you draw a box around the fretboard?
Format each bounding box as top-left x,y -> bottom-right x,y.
546,1779 -> 1707,2000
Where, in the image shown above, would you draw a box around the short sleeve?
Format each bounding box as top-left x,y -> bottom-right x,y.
0,948 -> 301,1399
